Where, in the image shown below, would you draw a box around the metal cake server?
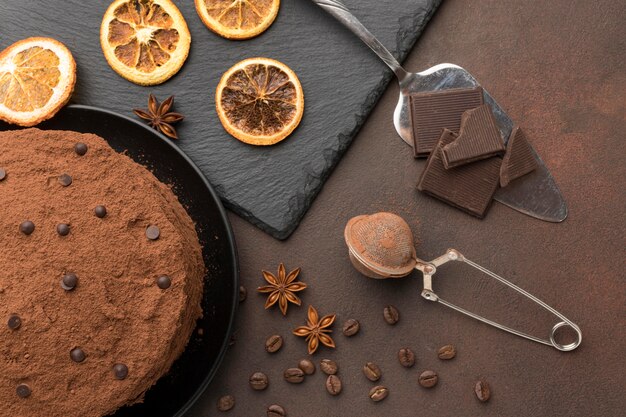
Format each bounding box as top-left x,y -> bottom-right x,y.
311,0 -> 567,222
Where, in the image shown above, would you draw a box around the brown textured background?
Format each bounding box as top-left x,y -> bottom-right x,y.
190,0 -> 625,415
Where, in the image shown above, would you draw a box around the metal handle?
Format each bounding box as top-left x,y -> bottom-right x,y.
311,0 -> 408,80
418,249 -> 582,352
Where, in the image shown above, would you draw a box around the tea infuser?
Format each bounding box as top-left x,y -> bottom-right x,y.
344,212 -> 582,351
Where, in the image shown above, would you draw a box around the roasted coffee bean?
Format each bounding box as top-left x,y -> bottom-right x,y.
398,347 -> 415,368
146,225 -> 160,240
20,221 -> 35,235
238,285 -> 247,302
363,362 -> 382,381
342,318 -> 360,336
474,379 -> 491,402
57,223 -> 70,236
320,359 -> 338,375
283,367 -> 305,384
249,372 -> 269,390
16,384 -> 31,398
113,364 -> 128,380
383,305 -> 399,325
438,344 -> 456,360
7,314 -> 21,330
156,275 -> 171,289
58,174 -> 73,187
217,394 -> 235,412
325,374 -> 342,396
0,168 -> 6,181
369,385 -> 389,402
74,142 -> 88,156
94,205 -> 107,218
265,335 -> 283,353
267,404 -> 286,417
418,370 -> 438,388
298,359 -> 315,375
70,347 -> 86,363
61,273 -> 78,291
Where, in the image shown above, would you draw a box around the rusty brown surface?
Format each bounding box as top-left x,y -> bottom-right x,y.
191,0 -> 625,415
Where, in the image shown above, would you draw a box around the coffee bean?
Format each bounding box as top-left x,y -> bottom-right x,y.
94,205 -> 107,218
57,223 -> 70,236
325,374 -> 342,396
418,370 -> 438,388
342,318 -> 360,337
298,359 -> 315,375
0,168 -> 6,181
383,305 -> 399,325
320,359 -> 338,375
74,142 -> 88,156
363,362 -> 382,382
16,384 -> 31,398
20,221 -> 35,235
8,314 -> 21,330
61,273 -> 78,291
146,225 -> 160,240
369,385 -> 389,402
113,364 -> 128,380
398,347 -> 415,368
283,367 -> 304,384
58,174 -> 72,187
474,379 -> 491,402
217,394 -> 235,412
249,372 -> 269,390
238,285 -> 247,302
438,344 -> 456,360
157,275 -> 171,290
265,335 -> 283,353
70,348 -> 86,363
267,404 -> 286,417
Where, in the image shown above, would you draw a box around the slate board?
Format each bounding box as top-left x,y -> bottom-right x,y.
0,0 -> 441,239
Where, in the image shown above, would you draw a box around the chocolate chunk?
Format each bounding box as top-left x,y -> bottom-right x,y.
113,364 -> 128,380
16,384 -> 31,398
157,275 -> 171,289
20,221 -> 35,235
410,87 -> 484,157
94,205 -> 107,218
70,348 -> 86,363
74,142 -> 88,156
500,126 -> 538,187
442,104 -> 505,168
8,314 -> 22,330
58,174 -> 73,187
146,225 -> 160,240
418,129 -> 501,218
61,273 -> 78,291
57,223 -> 70,236
0,167 -> 6,181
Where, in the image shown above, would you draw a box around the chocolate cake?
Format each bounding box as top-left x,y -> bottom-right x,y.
0,129 -> 205,417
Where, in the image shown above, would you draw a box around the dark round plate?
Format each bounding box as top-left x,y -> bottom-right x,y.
0,105 -> 239,417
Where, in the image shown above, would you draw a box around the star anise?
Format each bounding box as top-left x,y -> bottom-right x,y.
293,305 -> 336,355
258,263 -> 307,316
133,94 -> 184,139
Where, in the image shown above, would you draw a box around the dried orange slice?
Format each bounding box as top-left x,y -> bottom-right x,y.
216,57 -> 304,146
100,0 -> 191,85
195,0 -> 280,40
0,37 -> 76,127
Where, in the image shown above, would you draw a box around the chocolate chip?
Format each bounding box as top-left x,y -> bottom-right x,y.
113,363 -> 128,380
239,285 -> 247,302
146,225 -> 160,240
57,223 -> 70,236
70,348 -> 86,363
20,221 -> 35,235
7,314 -> 21,330
94,205 -> 107,218
267,404 -> 286,417
157,275 -> 171,289
61,273 -> 78,291
0,168 -> 6,181
217,394 -> 235,412
74,142 -> 88,156
58,174 -> 72,187
16,384 -> 31,398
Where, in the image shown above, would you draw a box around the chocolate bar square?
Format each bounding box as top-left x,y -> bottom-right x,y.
500,126 -> 538,187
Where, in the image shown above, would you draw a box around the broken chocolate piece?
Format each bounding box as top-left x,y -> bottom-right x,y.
500,126 -> 538,187
417,129 -> 501,218
442,104 -> 505,168
410,87 -> 484,157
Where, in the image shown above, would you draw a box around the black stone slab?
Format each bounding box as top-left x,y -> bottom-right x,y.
0,0 -> 441,239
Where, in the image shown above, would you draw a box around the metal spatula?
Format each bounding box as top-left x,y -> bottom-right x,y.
311,0 -> 567,222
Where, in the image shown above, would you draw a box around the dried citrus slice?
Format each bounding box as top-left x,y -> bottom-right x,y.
100,0 -> 191,85
216,57 -> 304,146
195,0 -> 280,40
0,37 -> 76,127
